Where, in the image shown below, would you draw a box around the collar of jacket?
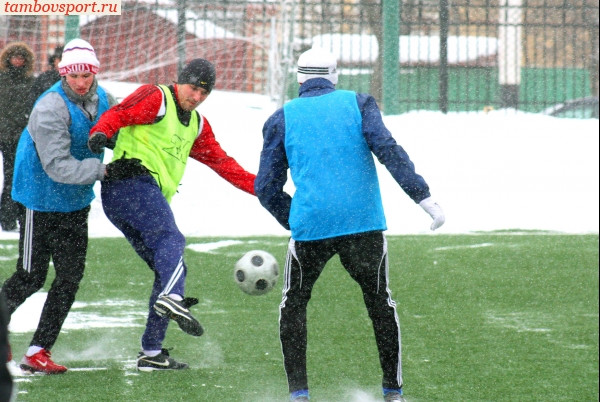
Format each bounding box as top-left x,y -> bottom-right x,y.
298,78 -> 336,98
167,84 -> 193,126
6,65 -> 29,79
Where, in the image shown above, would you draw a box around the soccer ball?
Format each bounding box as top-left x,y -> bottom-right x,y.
234,250 -> 279,296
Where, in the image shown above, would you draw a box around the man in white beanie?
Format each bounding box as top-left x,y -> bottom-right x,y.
0,38 -> 117,374
255,46 -> 445,402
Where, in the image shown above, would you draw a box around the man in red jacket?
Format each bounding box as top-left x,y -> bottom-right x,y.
88,59 -> 256,371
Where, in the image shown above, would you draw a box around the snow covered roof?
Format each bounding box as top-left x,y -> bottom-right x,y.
311,33 -> 498,64
80,8 -> 236,40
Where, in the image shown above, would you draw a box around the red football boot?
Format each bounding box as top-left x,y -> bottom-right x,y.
20,349 -> 67,374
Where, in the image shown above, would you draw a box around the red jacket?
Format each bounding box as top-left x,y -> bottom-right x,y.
91,84 -> 255,195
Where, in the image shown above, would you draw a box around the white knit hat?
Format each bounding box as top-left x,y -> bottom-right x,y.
58,39 -> 99,76
297,47 -> 338,85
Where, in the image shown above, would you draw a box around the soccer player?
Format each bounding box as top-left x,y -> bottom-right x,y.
87,58 -> 256,371
1,39 -> 117,374
255,47 -> 445,402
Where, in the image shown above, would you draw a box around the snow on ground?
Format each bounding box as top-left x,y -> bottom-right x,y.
1,81 -> 598,242
8,292 -> 144,333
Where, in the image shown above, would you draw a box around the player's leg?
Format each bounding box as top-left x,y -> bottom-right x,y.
0,292 -> 12,399
30,206 -> 90,352
98,213 -> 175,355
100,199 -> 188,370
101,177 -> 201,353
14,208 -> 88,374
280,238 -> 334,398
141,270 -> 171,350
0,207 -> 52,317
102,176 -> 186,294
337,232 -> 403,394
135,273 -> 189,371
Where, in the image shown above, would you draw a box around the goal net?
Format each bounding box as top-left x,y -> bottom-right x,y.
0,0 -> 281,95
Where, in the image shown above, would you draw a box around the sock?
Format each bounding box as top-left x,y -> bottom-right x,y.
26,346 -> 43,357
168,293 -> 183,301
383,387 -> 403,396
291,389 -> 309,400
143,350 -> 162,357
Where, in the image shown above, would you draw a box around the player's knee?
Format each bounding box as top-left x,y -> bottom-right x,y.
172,230 -> 186,250
17,269 -> 46,289
53,275 -> 83,294
159,229 -> 186,252
363,292 -> 393,310
283,294 -> 311,309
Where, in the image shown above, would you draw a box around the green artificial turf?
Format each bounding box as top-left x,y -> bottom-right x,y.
0,234 -> 597,402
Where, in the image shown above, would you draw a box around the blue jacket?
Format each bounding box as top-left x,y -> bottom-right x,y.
255,78 -> 431,238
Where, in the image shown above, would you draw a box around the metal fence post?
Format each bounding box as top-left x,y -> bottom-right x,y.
177,0 -> 187,76
382,0 -> 401,115
498,0 -> 523,109
278,0 -> 296,108
64,16 -> 80,42
439,0 -> 449,114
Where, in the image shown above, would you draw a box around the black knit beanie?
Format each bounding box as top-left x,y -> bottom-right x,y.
178,59 -> 216,92
49,45 -> 63,66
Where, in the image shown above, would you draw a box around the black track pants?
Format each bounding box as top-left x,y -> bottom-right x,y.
280,231 -> 402,393
0,205 -> 89,350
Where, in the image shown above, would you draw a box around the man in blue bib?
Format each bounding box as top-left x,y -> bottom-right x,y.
1,39 -> 117,374
255,47 -> 445,402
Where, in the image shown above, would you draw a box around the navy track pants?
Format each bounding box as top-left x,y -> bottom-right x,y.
101,175 -> 187,351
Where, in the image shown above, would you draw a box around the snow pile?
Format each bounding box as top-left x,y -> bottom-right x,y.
1,83 -> 597,241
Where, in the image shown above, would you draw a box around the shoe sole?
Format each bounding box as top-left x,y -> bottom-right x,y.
171,313 -> 204,336
137,365 -> 189,372
154,299 -> 204,336
20,363 -> 67,375
136,358 -> 189,372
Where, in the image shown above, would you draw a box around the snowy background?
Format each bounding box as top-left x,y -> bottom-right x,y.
1,80 -> 598,241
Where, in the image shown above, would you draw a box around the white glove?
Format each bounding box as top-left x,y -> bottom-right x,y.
419,197 -> 445,231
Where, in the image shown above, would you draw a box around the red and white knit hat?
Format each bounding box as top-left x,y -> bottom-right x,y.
58,39 -> 99,76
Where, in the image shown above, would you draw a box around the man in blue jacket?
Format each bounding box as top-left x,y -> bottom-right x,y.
255,47 -> 445,402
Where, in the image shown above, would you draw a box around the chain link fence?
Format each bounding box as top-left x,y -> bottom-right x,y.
2,0 -> 598,114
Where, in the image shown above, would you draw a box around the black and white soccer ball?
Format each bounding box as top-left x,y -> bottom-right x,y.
234,250 -> 279,296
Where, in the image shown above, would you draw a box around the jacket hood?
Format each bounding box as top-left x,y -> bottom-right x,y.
0,42 -> 35,76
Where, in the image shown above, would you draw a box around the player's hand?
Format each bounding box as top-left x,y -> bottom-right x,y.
88,132 -> 108,154
419,197 -> 445,231
106,132 -> 119,150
